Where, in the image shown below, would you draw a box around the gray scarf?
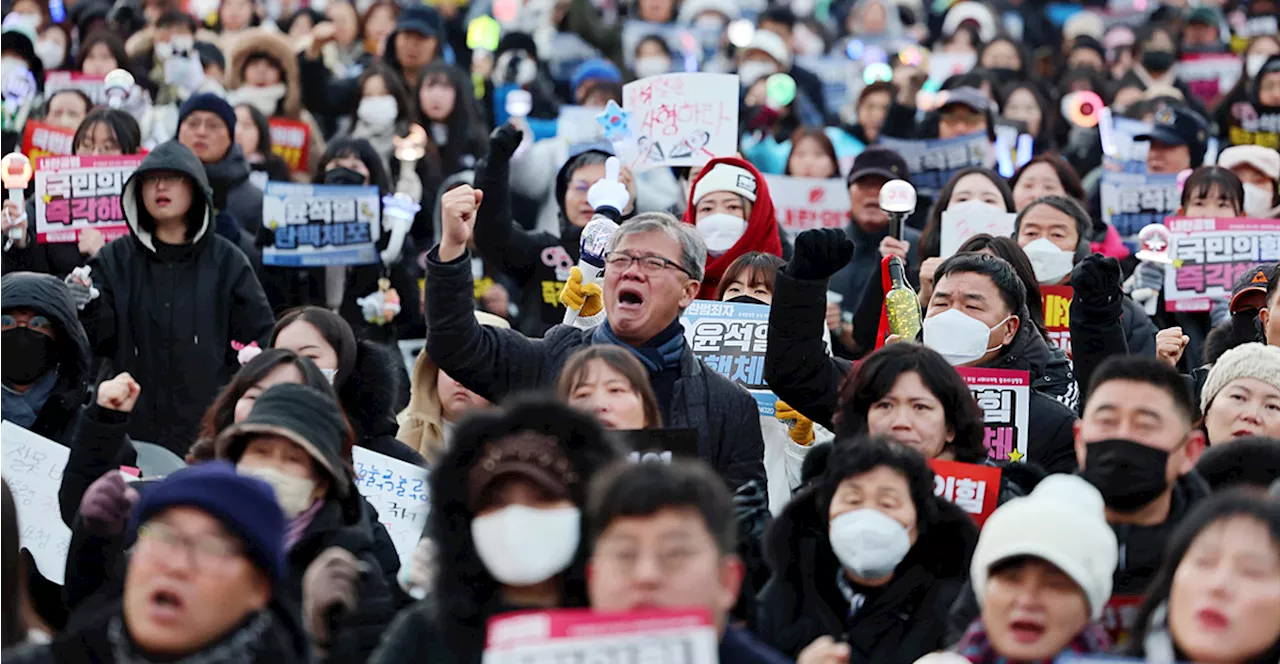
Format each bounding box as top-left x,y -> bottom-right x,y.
108,611 -> 272,664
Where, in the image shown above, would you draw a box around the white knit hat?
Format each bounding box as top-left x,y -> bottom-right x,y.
1200,342 -> 1280,413
743,29 -> 792,71
1218,145 -> 1280,183
941,2 -> 997,43
970,475 -> 1118,620
692,163 -> 758,205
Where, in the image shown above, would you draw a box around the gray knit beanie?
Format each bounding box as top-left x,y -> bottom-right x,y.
1200,342 -> 1280,413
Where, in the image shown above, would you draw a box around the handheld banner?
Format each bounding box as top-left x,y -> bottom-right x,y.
1175,53 -> 1242,107
482,608 -> 719,664
1041,285 -> 1072,357
1225,99 -> 1280,149
764,174 -> 851,238
43,71 -> 106,104
2,421 -> 73,585
1100,172 -> 1180,244
352,446 -> 429,572
268,117 -> 311,175
262,182 -> 380,267
35,154 -> 141,243
956,367 -> 1030,464
680,300 -> 774,416
939,199 -> 1018,258
878,132 -> 992,197
928,459 -> 1001,526
1163,216 -> 1280,308
20,121 -> 75,161
615,73 -> 739,172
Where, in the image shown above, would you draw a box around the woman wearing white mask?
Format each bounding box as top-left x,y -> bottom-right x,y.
632,35 -> 674,79
369,397 -> 624,663
344,61 -> 414,172
226,28 -> 326,178
1218,145 -> 1280,219
681,157 -> 785,299
917,167 -> 1015,303
756,436 -> 979,664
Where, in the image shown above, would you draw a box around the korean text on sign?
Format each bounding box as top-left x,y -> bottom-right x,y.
21,121 -> 75,162
1041,285 -> 1072,357
1100,172 -> 1180,244
764,174 -> 851,239
928,459 -> 1001,527
1175,54 -> 1242,106
34,154 -> 141,244
2,421 -> 74,585
268,117 -> 311,174
352,446 -> 429,572
616,73 -> 739,172
680,299 -> 774,416
261,182 -> 380,267
1163,216 -> 1280,306
1226,101 -> 1280,150
939,202 -> 1018,258
482,608 -> 719,664
877,132 -> 992,197
43,71 -> 106,104
956,367 -> 1030,464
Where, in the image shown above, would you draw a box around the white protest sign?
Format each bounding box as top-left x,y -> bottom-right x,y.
351,446 -> 429,572
680,300 -> 774,416
261,182 -> 381,267
940,200 -> 1018,257
615,73 -> 739,172
2,421 -> 72,584
764,174 -> 851,239
482,608 -> 719,664
956,368 -> 1031,465
35,154 -> 142,244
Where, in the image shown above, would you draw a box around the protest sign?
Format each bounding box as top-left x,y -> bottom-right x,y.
939,200 -> 1018,257
1101,115 -> 1151,173
878,132 -> 992,197
1,421 -> 72,585
35,154 -> 141,243
261,182 -> 380,267
615,73 -> 739,172
43,71 -> 105,104
268,117 -> 311,174
680,300 -> 774,416
617,428 -> 700,464
956,367 -> 1030,464
20,120 -> 75,161
764,174 -> 851,238
928,459 -> 1001,526
1099,595 -> 1144,647
352,446 -> 429,572
482,608 -> 719,664
1225,100 -> 1280,150
1100,172 -> 1179,243
1176,53 -> 1242,107
1041,285 -> 1072,357
1163,216 -> 1280,307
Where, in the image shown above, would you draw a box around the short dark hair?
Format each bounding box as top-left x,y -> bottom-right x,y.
715,251 -> 785,300
312,137 -> 392,193
1180,165 -> 1244,215
1195,437 -> 1280,491
1014,195 -> 1092,246
155,9 -> 197,31
1009,153 -> 1085,203
270,306 -> 358,388
77,28 -> 129,73
1087,355 -> 1197,424
935,252 -> 1027,317
955,234 -> 1049,341
47,89 -> 92,117
921,167 -> 1015,258
73,108 -> 142,155
587,459 -> 737,555
758,6 -> 797,29
817,436 -> 938,535
196,348 -> 335,445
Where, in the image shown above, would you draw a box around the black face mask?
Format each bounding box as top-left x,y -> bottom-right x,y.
988,67 -> 1022,84
2,328 -> 54,386
1081,439 -> 1171,511
323,166 -> 366,186
727,295 -> 769,306
1141,50 -> 1176,73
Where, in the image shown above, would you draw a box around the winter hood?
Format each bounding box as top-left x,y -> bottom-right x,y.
0,271 -> 92,394
226,28 -> 304,118
681,156 -> 783,299
121,140 -> 215,253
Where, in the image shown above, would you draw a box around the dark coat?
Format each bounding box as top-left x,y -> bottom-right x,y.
206,143 -> 266,237
0,200 -> 88,278
79,141 -> 276,453
756,486 -> 979,662
342,339 -> 426,466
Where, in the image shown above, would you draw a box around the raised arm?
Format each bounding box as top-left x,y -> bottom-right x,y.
472,125 -> 545,285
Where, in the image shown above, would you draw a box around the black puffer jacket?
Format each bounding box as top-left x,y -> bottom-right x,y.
205,143 -> 266,237
79,141 -> 276,453
756,485 -> 979,662
340,339 -> 425,466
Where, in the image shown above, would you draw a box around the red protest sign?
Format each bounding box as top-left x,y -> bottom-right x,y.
956,367 -> 1031,464
928,459 -> 1001,527
268,117 -> 310,175
484,608 -> 718,663
1100,595 -> 1143,647
34,154 -> 142,243
765,174 -> 851,237
21,121 -> 76,162
1041,285 -> 1072,358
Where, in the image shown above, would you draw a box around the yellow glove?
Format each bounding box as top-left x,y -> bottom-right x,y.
774,400 -> 815,446
559,266 -> 603,317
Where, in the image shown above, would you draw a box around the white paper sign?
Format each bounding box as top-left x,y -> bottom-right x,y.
764,174 -> 852,239
615,73 -> 739,172
482,608 -> 720,664
351,446 -> 428,571
2,421 -> 72,585
940,200 -> 1018,257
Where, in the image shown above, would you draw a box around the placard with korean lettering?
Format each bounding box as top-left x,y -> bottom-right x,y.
764,174 -> 851,239
939,201 -> 1018,258
615,73 -> 739,172
34,154 -> 141,243
352,446 -> 428,572
43,71 -> 106,104
262,182 -> 380,267
956,367 -> 1030,464
482,608 -> 719,664
1175,53 -> 1242,107
21,121 -> 75,161
1100,172 -> 1180,244
877,132 -> 993,197
679,300 -> 774,416
1163,216 -> 1280,307
928,459 -> 1001,526
2,421 -> 73,585
1041,285 -> 1072,357
268,117 -> 312,175
1226,99 -> 1280,150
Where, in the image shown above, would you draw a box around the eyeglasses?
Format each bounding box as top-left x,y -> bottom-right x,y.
145,173 -> 186,186
604,252 -> 693,278
0,314 -> 53,333
136,522 -> 243,570
593,541 -> 714,575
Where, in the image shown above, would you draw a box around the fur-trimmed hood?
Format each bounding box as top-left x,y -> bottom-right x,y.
226,28 -> 303,118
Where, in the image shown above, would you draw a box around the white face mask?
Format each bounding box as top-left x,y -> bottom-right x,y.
35,40 -> 64,71
320,367 -> 338,384
229,83 -> 287,117
738,61 -> 778,86
357,95 -> 398,129
237,464 -> 317,519
923,308 -> 1011,366
471,505 -> 581,586
828,508 -> 911,580
696,212 -> 748,256
1022,237 -> 1075,284
1247,54 -> 1269,79
633,56 -> 671,79
1243,182 -> 1276,218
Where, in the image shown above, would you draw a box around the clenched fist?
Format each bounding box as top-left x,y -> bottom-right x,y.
1155,326 -> 1189,368
97,372 -> 141,413
438,185 -> 484,262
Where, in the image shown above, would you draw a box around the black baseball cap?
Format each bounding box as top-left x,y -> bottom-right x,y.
847,147 -> 910,186
396,6 -> 441,37
938,86 -> 990,115
1135,106 -> 1209,149
1230,262 -> 1277,313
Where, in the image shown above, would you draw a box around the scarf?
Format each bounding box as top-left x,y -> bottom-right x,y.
108,610 -> 272,664
285,499 -> 325,551
591,320 -> 685,375
952,618 -> 1112,664
1,371 -> 58,429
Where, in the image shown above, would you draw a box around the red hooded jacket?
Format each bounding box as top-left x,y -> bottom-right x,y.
681,157 -> 783,300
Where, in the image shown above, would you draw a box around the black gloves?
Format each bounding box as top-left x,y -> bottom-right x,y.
488,124 -> 523,164
1070,254 -> 1123,321
784,228 -> 854,281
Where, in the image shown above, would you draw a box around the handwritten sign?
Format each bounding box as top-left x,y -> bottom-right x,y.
616,73 -> 739,172
262,182 -> 380,267
1164,216 -> 1280,307
352,446 -> 428,572
929,459 -> 1001,526
878,132 -> 992,197
765,174 -> 851,239
939,200 -> 1018,258
1100,172 -> 1179,244
1,421 -> 73,585
680,300 -> 774,416
956,367 -> 1030,465
1225,100 -> 1280,150
482,608 -> 719,664
268,117 -> 311,175
1041,285 -> 1072,357
34,154 -> 141,243
20,121 -> 75,162
1176,53 -> 1242,107
43,71 -> 105,104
